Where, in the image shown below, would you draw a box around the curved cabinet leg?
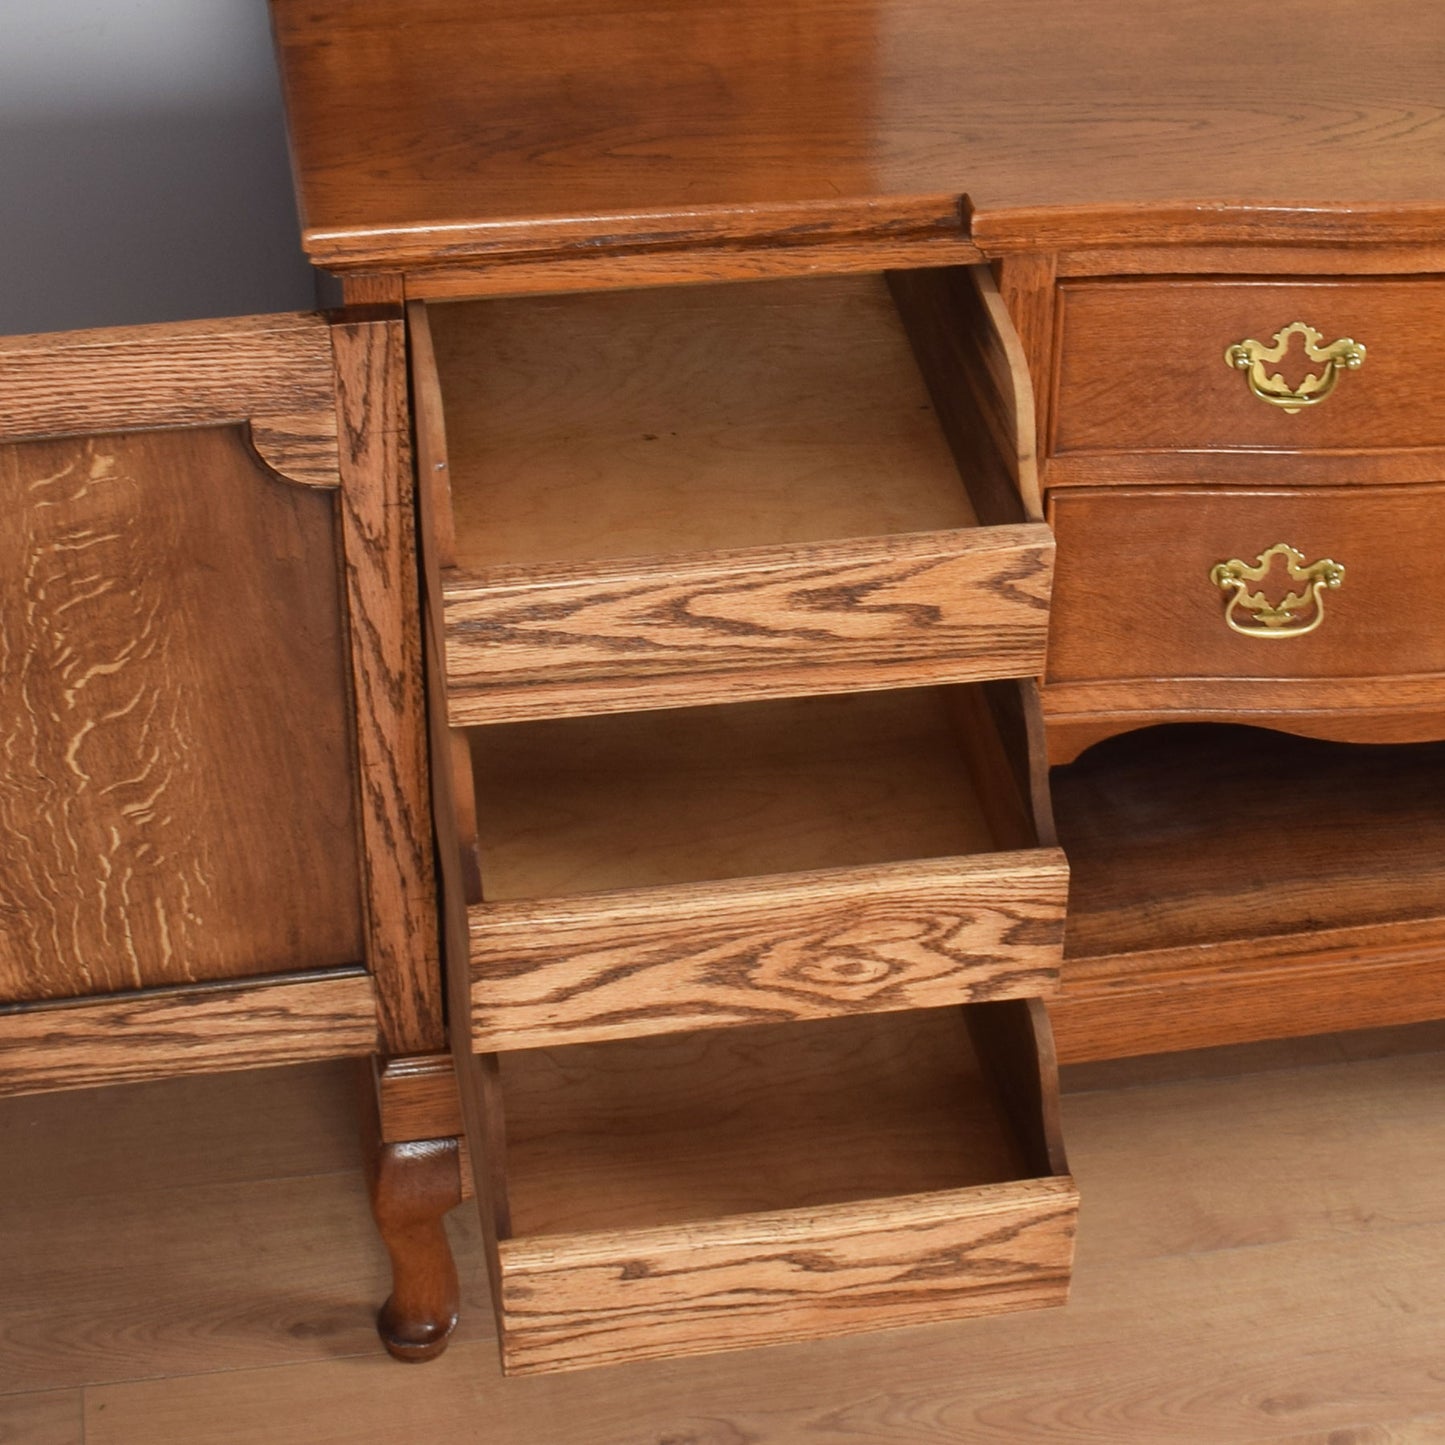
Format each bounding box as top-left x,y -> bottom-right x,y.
367,1135 -> 464,1362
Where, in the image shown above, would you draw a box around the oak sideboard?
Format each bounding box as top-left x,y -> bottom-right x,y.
3,0 -> 1443,1376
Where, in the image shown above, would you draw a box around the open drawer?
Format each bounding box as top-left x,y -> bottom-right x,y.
465,685 -> 1068,1050
475,1001 -> 1077,1373
414,269 -> 1051,725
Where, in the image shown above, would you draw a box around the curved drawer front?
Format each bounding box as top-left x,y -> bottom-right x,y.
1052,278 -> 1445,462
1046,483 -> 1445,686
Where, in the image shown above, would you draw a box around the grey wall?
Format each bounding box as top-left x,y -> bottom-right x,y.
0,1 -> 316,335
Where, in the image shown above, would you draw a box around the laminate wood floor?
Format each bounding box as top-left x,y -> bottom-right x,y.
4,1024 -> 1445,1444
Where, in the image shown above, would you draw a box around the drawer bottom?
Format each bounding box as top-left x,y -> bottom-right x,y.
477,1003 -> 1077,1373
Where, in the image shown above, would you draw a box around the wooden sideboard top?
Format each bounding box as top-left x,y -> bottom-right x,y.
270,0 -> 1445,272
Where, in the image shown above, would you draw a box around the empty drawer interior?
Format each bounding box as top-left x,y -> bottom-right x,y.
468,685 -> 1034,900
498,1004 -> 1059,1236
425,274 -> 989,568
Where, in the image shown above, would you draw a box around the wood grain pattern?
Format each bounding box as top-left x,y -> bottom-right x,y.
403,301 -> 456,570
1046,724 -> 1445,1057
0,424 -> 364,1003
1046,448 -> 1445,490
443,526 -> 1053,725
1042,676 -> 1445,764
995,251 -> 1061,467
1055,725 -> 1445,962
371,1054 -> 464,1145
469,852 -> 1066,1050
408,292 -> 503,1298
0,973 -> 377,1095
485,1007 -> 1075,1372
499,1009 -> 1029,1232
1052,277 -> 1445,461
0,1392 -> 82,1445
1055,241 -> 1445,278
1052,933 -> 1445,1063
341,274 -> 406,307
426,275 -> 979,571
975,199 -> 1445,254
468,689 -> 1004,902
269,0 -> 1445,272
400,236 -> 985,301
497,1177 -> 1076,1374
0,313 -> 338,488
330,319 -> 444,1057
428,272 -> 1048,721
1,1042 -> 1434,1438
889,265 -> 1042,522
0,1063 -> 492,1396
1045,485 -> 1445,703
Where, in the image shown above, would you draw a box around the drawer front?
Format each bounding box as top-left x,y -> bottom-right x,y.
1053,278 -> 1445,459
497,1176 -> 1077,1374
469,851 -> 1068,1050
443,523 -> 1054,726
1046,484 -> 1445,685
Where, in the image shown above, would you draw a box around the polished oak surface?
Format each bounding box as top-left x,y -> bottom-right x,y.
1052,278 -> 1445,460
1046,484 -> 1445,688
270,0 -> 1445,271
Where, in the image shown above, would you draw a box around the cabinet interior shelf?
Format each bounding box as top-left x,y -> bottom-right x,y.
1055,723 -> 1445,968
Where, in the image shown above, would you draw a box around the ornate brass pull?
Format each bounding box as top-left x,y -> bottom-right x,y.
1224,322 -> 1365,414
1209,543 -> 1345,639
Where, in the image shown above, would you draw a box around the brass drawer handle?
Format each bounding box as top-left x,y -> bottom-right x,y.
1224,322 -> 1365,414
1209,543 -> 1345,638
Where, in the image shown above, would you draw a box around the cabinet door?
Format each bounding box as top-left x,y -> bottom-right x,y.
0,313 -> 437,1058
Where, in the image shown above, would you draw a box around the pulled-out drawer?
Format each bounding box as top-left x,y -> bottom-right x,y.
416,272 -> 1051,725
1051,277 -> 1445,473
466,686 -> 1067,1050
477,1001 -> 1077,1373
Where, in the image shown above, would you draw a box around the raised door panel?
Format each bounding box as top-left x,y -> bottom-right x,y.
0,313 -> 436,1031
0,422 -> 362,1001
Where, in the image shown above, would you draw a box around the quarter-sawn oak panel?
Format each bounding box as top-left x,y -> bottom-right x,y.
0,424 -> 362,1003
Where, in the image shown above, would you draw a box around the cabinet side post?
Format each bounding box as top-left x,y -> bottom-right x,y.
332,310 -> 465,1358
